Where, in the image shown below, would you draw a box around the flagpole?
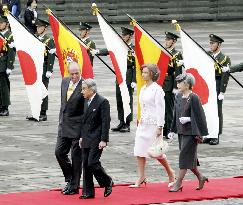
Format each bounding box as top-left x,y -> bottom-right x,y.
43,5 -> 115,75
172,20 -> 243,89
3,7 -> 58,58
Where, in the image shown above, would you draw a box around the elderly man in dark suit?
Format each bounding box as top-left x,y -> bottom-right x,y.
79,79 -> 113,199
55,61 -> 84,195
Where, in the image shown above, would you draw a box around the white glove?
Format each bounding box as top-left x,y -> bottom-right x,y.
90,49 -> 99,56
32,20 -> 36,24
179,117 -> 191,124
131,82 -> 136,89
218,92 -> 224,100
45,71 -> 53,78
48,48 -> 56,54
221,66 -> 230,72
8,42 -> 15,48
172,88 -> 179,95
177,60 -> 184,66
6,68 -> 12,75
167,132 -> 175,142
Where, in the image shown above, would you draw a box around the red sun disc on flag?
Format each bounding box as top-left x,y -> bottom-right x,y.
109,51 -> 123,85
17,50 -> 37,85
186,68 -> 209,105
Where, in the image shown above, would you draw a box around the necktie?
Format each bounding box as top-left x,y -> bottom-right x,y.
67,83 -> 75,101
87,99 -> 92,107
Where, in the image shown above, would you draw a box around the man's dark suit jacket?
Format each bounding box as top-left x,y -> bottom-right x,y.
58,77 -> 84,138
81,94 -> 110,148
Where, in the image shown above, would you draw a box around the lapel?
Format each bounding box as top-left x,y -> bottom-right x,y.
63,78 -> 70,104
84,94 -> 99,121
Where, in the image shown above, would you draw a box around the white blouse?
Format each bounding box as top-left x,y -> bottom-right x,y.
139,82 -> 165,127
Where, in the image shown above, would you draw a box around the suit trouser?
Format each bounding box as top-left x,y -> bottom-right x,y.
55,136 -> 82,189
0,72 -> 10,108
82,147 -> 111,196
163,91 -> 175,136
116,83 -> 133,124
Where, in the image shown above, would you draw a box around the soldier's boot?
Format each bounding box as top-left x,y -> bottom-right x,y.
39,110 -> 47,121
111,121 -> 124,132
119,122 -> 130,133
0,106 -> 9,116
209,136 -> 219,145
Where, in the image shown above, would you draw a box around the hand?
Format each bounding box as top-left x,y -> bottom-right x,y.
32,20 -> 35,24
90,49 -> 99,56
177,60 -> 184,66
156,127 -> 162,137
221,65 -> 230,72
218,92 -> 224,100
99,141 -> 107,149
6,68 -> 12,75
48,48 -> 56,54
172,88 -> 179,95
131,82 -> 136,89
45,71 -> 53,78
8,42 -> 15,48
179,117 -> 191,124
167,132 -> 175,142
195,136 -> 203,143
79,138 -> 82,148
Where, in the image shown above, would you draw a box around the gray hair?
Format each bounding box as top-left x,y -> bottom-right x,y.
68,61 -> 80,72
82,78 -> 97,93
141,64 -> 160,82
176,72 -> 195,90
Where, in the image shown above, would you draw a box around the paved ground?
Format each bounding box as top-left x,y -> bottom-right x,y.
0,20 -> 243,205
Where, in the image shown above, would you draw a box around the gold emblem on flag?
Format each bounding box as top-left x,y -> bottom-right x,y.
62,48 -> 79,65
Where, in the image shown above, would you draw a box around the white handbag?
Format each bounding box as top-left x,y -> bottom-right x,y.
148,136 -> 169,159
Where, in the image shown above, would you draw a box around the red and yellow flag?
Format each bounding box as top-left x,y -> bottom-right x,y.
132,20 -> 172,121
47,10 -> 93,78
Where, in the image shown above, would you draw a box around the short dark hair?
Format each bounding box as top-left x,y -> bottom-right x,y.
27,0 -> 37,7
141,64 -> 160,82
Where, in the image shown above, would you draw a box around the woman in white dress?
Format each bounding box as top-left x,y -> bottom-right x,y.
129,64 -> 175,188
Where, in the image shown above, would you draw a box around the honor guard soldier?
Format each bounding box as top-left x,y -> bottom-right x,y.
91,27 -> 136,132
27,19 -> 55,121
0,15 -> 16,116
163,32 -> 183,138
206,34 -> 231,145
79,22 -> 96,65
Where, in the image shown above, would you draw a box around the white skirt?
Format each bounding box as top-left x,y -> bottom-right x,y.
134,122 -> 165,158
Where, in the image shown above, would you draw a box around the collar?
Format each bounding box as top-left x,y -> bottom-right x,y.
88,93 -> 96,104
213,50 -> 221,58
81,37 -> 89,42
0,29 -> 8,35
69,78 -> 81,89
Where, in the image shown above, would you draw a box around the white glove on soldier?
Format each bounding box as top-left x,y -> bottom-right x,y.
48,48 -> 56,54
6,68 -> 12,75
218,92 -> 224,100
167,132 -> 175,142
131,82 -> 136,89
90,49 -> 99,56
172,89 -> 179,95
45,71 -> 53,78
177,60 -> 184,66
221,66 -> 230,72
179,117 -> 191,124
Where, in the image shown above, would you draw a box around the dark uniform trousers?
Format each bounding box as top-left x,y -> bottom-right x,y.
163,48 -> 183,136
209,51 -> 231,135
0,30 -> 15,112
39,34 -> 55,116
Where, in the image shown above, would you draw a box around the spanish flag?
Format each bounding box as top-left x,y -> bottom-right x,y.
47,10 -> 93,78
132,19 -> 171,121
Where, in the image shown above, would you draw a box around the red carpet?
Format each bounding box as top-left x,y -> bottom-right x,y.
0,177 -> 243,205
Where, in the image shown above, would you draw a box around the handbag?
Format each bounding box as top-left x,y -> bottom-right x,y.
148,136 -> 169,159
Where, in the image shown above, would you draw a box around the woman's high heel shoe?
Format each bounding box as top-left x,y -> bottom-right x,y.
196,176 -> 209,190
169,185 -> 183,192
129,178 -> 147,188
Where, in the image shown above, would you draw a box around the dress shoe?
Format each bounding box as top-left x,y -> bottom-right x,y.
26,115 -> 38,121
111,122 -> 124,131
196,176 -> 209,190
119,125 -> 130,132
169,185 -> 183,192
62,188 -> 79,195
0,110 -> 9,116
129,178 -> 147,188
104,180 -> 114,197
209,138 -> 219,145
79,195 -> 95,199
61,182 -> 71,193
39,115 -> 47,121
202,138 -> 211,144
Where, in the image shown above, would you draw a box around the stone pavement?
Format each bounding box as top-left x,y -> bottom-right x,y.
0,21 -> 243,205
